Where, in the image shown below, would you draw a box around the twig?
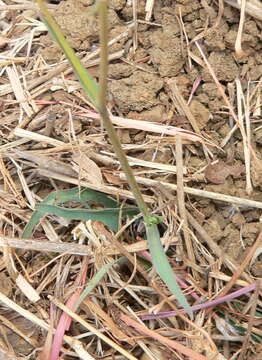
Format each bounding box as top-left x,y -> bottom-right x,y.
120,313 -> 209,360
132,0 -> 138,52
119,174 -> 262,210
205,231 -> 262,314
236,79 -> 252,194
83,110 -> 211,144
97,150 -> 187,174
166,79 -> 200,134
13,128 -> 65,146
141,279 -> 262,320
0,236 -> 159,258
49,296 -> 139,360
235,0 -> 246,57
176,135 -> 197,279
238,280 -> 261,360
145,0 -> 155,21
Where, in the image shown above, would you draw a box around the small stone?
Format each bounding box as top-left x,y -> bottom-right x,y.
109,0 -> 126,11
242,222 -> 262,237
209,212 -> 228,230
204,25 -> 229,51
202,83 -> 222,99
249,65 -> 262,81
108,63 -> 133,79
221,225 -> 241,260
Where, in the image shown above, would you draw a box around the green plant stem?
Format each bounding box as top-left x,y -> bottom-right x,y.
97,1 -> 150,218
97,2 -> 192,317
35,0 -> 192,316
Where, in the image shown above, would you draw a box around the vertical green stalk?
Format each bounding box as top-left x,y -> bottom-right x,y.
35,0 -> 192,316
97,5 -> 192,316
97,1 -> 150,218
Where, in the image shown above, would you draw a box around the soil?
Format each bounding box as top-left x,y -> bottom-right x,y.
0,0 -> 262,359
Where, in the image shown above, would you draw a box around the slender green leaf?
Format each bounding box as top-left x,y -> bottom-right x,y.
75,257 -> 124,310
35,0 -> 192,316
37,204 -> 139,232
22,187 -> 118,238
36,0 -> 99,106
146,223 -> 193,318
51,187 -> 117,208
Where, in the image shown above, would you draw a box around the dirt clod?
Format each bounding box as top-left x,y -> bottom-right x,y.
149,30 -> 185,77
203,52 -> 239,82
109,71 -> 163,112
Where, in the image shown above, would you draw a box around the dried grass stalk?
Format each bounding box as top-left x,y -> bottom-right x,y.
224,0 -> 262,21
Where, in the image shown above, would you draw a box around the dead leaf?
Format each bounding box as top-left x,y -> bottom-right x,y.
14,151 -> 77,177
103,171 -> 124,185
72,152 -> 104,185
205,161 -> 245,184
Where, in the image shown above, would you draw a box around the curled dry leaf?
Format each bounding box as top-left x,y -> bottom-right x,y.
205,160 -> 245,184
103,171 -> 124,185
14,151 -> 77,177
72,152 -> 104,186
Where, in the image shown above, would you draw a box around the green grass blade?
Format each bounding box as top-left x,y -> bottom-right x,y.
22,187 -> 118,238
22,191 -> 58,238
22,211 -> 45,239
37,204 -> 139,232
75,257 -> 124,310
35,0 -> 191,317
36,0 -> 99,107
52,187 -> 117,208
146,223 -> 193,318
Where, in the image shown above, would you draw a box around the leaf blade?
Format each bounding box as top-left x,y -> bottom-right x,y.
146,224 -> 193,318
22,187 -> 118,238
37,204 -> 139,232
36,0 -> 99,106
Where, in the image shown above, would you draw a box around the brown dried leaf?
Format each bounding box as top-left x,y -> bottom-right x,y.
72,152 -> 104,185
205,160 -> 245,184
103,171 -> 124,185
14,151 -> 77,177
